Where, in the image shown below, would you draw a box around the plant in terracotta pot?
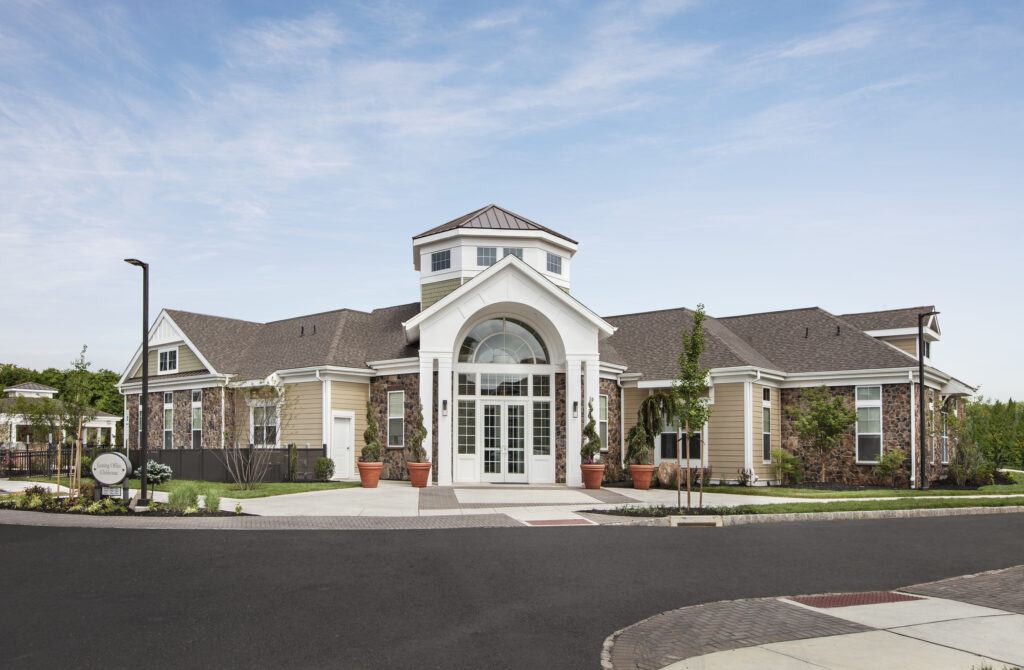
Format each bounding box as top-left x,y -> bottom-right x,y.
580,399 -> 605,489
625,422 -> 655,490
357,402 -> 383,488
405,404 -> 431,487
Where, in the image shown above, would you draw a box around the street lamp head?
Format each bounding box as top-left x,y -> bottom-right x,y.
124,258 -> 147,268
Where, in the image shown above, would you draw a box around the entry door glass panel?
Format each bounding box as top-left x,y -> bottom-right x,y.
507,404 -> 525,475
483,404 -> 501,474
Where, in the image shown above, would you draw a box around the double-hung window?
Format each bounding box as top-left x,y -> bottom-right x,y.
598,395 -> 609,452
546,252 -> 562,274
191,390 -> 202,449
502,247 -> 523,260
477,247 -> 496,266
163,392 -> 173,449
660,415 -> 701,460
431,250 -> 451,272
762,387 -> 772,463
855,386 -> 882,463
252,405 -> 277,447
387,391 -> 404,447
158,348 -> 177,373
457,400 -> 475,455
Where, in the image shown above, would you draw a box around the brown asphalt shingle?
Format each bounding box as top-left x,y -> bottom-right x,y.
839,306 -> 936,331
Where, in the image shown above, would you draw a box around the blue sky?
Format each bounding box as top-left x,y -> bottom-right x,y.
1,0 -> 1021,399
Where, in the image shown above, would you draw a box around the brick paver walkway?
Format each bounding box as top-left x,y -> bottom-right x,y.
604,566 -> 1024,669
606,597 -> 870,670
0,509 -> 521,530
903,565 -> 1024,614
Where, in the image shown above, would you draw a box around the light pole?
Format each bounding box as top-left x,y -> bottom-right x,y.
918,310 -> 939,490
125,259 -> 149,504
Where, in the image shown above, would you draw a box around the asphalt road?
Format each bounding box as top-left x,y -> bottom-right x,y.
2,514 -> 1023,669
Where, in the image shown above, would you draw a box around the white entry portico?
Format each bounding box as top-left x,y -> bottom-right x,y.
404,255 -> 616,486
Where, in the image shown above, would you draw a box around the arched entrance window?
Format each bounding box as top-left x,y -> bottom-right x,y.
458,318 -> 549,364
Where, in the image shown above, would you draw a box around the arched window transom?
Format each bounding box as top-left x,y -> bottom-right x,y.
458,318 -> 549,364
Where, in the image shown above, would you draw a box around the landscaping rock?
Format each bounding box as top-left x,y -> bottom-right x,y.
657,462 -> 678,487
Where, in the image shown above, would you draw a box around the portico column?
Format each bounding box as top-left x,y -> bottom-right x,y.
566,358 -> 583,487
437,355 -> 453,486
418,354 -> 434,486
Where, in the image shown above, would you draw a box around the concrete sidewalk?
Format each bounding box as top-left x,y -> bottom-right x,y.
604,566 -> 1024,670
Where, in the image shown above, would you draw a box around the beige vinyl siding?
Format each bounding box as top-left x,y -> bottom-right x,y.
280,382 -> 322,448
332,380 -> 370,473
623,388 -> 647,433
708,382 -> 744,479
751,385 -> 779,480
131,344 -> 206,377
886,337 -> 918,358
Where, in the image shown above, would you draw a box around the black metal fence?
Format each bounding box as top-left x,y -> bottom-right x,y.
1,444 -> 327,483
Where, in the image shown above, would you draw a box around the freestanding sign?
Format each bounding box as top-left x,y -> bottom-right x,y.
91,452 -> 132,501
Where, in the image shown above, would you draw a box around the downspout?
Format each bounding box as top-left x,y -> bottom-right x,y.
220,377 -> 226,448
617,378 -> 625,468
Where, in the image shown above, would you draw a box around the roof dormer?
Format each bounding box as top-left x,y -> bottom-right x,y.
412,205 -> 578,309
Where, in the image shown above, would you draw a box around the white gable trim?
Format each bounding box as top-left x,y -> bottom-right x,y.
117,310 -> 220,387
403,254 -> 615,342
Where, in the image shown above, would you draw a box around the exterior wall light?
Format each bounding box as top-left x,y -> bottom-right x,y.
573,401 -> 579,418
442,399 -> 448,416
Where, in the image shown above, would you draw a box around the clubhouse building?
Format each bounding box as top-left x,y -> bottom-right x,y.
118,205 -> 973,488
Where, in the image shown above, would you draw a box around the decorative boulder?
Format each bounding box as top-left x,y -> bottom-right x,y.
657,461 -> 679,488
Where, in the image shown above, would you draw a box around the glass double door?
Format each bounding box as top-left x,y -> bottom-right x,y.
481,401 -> 528,483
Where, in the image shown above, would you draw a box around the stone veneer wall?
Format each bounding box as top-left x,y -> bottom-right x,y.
172,390 -> 191,449
432,371 -> 439,483
555,373 -> 567,483
600,378 -> 624,482
201,387 -> 223,448
369,373 -> 420,481
780,383 -> 914,486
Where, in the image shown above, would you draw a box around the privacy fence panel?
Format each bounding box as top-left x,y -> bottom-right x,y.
127,446 -> 327,483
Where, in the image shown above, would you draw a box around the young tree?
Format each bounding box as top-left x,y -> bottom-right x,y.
216,380 -> 294,491
674,304 -> 711,510
630,391 -> 677,466
60,347 -> 98,498
785,385 -> 857,484
361,401 -> 382,462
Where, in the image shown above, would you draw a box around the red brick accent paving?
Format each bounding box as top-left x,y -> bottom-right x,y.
791,591 -> 922,608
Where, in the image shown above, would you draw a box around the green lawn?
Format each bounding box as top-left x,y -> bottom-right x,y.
730,495 -> 1024,515
701,483 -> 1024,499
9,476 -> 359,499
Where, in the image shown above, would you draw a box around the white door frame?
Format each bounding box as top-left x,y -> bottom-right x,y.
480,399 -> 529,483
330,410 -> 356,479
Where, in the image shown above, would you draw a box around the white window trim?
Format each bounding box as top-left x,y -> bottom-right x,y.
247,399 -> 281,448
546,252 -> 562,275
941,411 -> 950,464
855,385 -> 883,465
598,394 -> 609,453
430,249 -> 451,273
387,390 -> 405,448
162,392 -> 173,449
502,247 -> 523,260
157,346 -> 178,375
761,389 -> 772,464
191,390 -> 202,450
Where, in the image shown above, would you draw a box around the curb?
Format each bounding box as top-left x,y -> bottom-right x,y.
598,505 -> 1024,527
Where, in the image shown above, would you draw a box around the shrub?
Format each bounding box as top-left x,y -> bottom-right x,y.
314,457 -> 335,482
168,484 -> 200,513
949,441 -> 991,487
874,449 -> 906,488
234,502 -> 243,515
78,480 -> 95,500
203,487 -> 221,514
287,444 -> 298,482
80,455 -> 93,476
143,460 -> 173,488
361,402 -> 383,462
581,400 -> 602,463
770,448 -> 804,485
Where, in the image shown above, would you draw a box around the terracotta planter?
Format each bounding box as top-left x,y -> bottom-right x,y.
407,462 -> 432,488
581,463 -> 605,489
357,461 -> 383,488
630,464 -> 656,490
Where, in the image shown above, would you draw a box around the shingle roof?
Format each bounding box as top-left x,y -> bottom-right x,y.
4,381 -> 58,392
603,306 -> 923,379
839,306 -> 935,331
413,204 -> 578,244
162,304 -> 420,381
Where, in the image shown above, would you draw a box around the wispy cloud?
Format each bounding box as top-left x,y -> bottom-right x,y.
776,22 -> 881,59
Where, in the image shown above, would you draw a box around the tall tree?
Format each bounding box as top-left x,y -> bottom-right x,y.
675,304 -> 711,511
